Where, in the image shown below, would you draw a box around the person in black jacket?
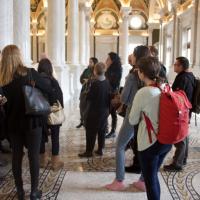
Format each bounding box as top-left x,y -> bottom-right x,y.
38,58 -> 64,171
0,45 -> 56,200
105,52 -> 122,138
78,62 -> 111,157
149,46 -> 168,83
0,87 -> 8,167
164,56 -> 195,172
76,57 -> 98,128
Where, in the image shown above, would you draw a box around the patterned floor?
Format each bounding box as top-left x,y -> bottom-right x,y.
0,96 -> 200,199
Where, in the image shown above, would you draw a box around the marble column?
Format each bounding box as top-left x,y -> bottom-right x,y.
13,0 -> 31,65
191,0 -> 199,68
79,3 -> 86,65
47,0 -> 70,102
196,0 -> 200,68
31,20 -> 38,63
47,0 -> 65,66
148,27 -> 153,46
0,0 -> 13,51
171,6 -> 178,65
67,0 -> 79,64
159,20 -> 164,62
85,7 -> 91,64
119,7 -> 131,65
67,0 -> 81,95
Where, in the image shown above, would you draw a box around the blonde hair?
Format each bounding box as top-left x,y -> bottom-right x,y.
0,45 -> 27,86
94,62 -> 106,76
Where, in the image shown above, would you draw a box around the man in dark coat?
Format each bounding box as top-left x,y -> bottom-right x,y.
164,57 -> 195,171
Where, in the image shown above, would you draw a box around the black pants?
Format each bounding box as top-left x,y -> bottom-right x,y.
130,125 -> 140,167
110,107 -> 117,132
40,125 -> 60,155
85,117 -> 107,153
173,137 -> 189,167
11,127 -> 42,193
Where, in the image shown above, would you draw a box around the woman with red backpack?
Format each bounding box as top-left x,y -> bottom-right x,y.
129,56 -> 172,200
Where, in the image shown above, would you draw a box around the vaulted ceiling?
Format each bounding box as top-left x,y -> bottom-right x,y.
30,0 -> 191,34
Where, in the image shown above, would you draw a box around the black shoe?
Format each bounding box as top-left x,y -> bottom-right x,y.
94,150 -> 103,156
0,160 -> 7,167
78,152 -> 93,158
17,190 -> 25,200
163,164 -> 183,172
105,131 -> 116,139
76,123 -> 83,128
125,165 -> 141,174
0,146 -> 12,154
30,190 -> 42,200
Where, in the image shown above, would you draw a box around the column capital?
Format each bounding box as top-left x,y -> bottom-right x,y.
120,6 -> 131,20
85,6 -> 92,21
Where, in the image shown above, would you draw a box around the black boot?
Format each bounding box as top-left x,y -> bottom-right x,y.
78,152 -> 93,158
76,122 -> 83,128
105,130 -> 116,139
30,190 -> 42,200
17,190 -> 25,200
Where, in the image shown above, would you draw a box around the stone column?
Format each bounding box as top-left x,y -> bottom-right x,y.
0,0 -> 13,51
191,0 -> 199,68
196,0 -> 200,68
47,0 -> 70,102
85,6 -> 91,64
67,0 -> 79,64
47,0 -> 65,66
67,0 -> 81,95
159,20 -> 164,62
171,6 -> 178,65
13,0 -> 31,65
119,7 -> 131,65
31,20 -> 38,63
148,27 -> 153,46
79,3 -> 86,65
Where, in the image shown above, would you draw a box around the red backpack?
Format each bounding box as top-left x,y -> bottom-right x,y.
143,85 -> 192,144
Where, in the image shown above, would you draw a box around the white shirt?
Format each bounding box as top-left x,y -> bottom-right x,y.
129,86 -> 161,151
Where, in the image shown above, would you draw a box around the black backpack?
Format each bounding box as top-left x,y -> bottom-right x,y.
191,77 -> 200,114
191,77 -> 200,125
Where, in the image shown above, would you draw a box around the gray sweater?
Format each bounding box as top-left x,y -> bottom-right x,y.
121,72 -> 141,111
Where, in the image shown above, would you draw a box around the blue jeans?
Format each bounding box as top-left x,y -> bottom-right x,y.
139,141 -> 172,200
116,107 -> 134,181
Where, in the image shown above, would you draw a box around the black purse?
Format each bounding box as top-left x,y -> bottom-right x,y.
23,69 -> 51,116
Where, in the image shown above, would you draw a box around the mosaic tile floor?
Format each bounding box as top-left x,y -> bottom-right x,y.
0,96 -> 200,200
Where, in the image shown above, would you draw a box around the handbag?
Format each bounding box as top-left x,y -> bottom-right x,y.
117,104 -> 127,117
111,92 -> 121,110
23,69 -> 51,116
47,100 -> 65,125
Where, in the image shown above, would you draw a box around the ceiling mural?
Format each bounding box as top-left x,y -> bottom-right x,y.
96,10 -> 118,29
92,0 -> 121,10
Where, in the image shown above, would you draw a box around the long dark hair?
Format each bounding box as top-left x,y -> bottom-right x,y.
133,45 -> 150,63
108,52 -> 121,69
38,58 -> 53,78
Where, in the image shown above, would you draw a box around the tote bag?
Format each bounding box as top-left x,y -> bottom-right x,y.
47,101 -> 65,125
23,69 -> 51,116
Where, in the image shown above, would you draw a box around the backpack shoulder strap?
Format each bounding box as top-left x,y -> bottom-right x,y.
143,112 -> 156,143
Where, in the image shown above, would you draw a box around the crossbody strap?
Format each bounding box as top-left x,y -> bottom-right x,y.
143,112 -> 156,143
